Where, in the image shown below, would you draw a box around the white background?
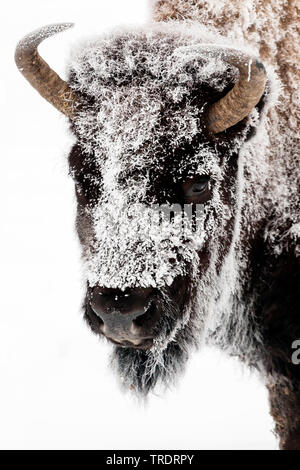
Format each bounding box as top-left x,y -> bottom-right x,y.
0,0 -> 277,449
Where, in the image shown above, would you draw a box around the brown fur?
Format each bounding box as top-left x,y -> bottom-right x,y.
152,0 -> 299,134
151,0 -> 300,449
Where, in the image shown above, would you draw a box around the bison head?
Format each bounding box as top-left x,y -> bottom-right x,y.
15,23 -> 267,394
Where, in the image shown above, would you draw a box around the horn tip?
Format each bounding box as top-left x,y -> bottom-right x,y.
15,22 -> 75,50
15,22 -> 75,69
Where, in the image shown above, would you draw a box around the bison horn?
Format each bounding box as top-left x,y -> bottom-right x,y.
174,45 -> 267,134
205,48 -> 267,133
15,23 -> 79,119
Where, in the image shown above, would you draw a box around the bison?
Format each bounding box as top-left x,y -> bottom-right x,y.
15,0 -> 299,450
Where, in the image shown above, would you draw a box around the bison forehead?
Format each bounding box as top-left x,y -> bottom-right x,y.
68,26 -> 234,95
68,27 -> 236,160
74,86 -> 201,165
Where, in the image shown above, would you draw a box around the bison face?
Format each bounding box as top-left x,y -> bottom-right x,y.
16,24 -> 266,394
70,139 -> 235,315
69,135 -> 241,392
67,31 -> 246,391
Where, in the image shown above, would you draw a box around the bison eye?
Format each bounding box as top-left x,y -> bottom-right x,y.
182,176 -> 210,202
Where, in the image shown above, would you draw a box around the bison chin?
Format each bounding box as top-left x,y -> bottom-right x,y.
110,285 -> 200,396
111,341 -> 189,396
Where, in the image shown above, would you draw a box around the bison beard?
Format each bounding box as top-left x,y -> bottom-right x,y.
83,278 -> 192,394
112,341 -> 187,395
112,294 -> 189,396
85,273 -> 203,395
107,277 -> 206,395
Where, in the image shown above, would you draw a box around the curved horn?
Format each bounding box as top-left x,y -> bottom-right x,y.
15,23 -> 79,119
205,48 -> 267,133
174,45 -> 267,134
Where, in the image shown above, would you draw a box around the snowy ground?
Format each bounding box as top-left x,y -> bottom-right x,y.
0,0 -> 277,449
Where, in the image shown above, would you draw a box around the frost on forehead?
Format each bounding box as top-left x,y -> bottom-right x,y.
68,26 -> 236,159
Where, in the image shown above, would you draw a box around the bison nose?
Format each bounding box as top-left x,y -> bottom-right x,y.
90,286 -> 153,316
88,286 -> 158,348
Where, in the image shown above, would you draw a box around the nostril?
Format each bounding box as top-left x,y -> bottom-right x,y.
132,302 -> 157,328
86,302 -> 105,333
98,318 -> 105,332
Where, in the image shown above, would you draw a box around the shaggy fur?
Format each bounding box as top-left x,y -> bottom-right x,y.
149,0 -> 300,449
60,0 -> 300,449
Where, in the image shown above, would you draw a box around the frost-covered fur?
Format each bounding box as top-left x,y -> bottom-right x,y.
65,0 -> 299,447
149,0 -> 300,448
151,0 -> 300,239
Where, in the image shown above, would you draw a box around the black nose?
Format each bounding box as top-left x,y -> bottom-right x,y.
90,286 -> 153,316
88,286 -> 159,347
